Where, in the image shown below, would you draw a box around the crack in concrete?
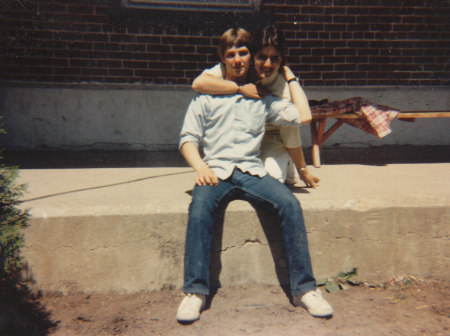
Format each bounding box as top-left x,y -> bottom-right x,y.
219,238 -> 266,252
335,236 -> 356,243
243,238 -> 263,245
37,234 -> 162,252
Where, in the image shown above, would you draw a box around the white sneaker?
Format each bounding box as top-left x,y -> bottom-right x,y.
297,289 -> 333,318
176,293 -> 206,323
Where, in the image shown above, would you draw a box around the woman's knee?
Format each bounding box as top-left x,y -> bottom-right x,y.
264,157 -> 286,183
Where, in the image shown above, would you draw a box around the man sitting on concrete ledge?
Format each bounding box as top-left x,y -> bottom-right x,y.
177,27 -> 333,323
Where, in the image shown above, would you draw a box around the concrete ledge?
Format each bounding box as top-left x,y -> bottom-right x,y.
4,145 -> 450,169
2,86 -> 449,151
18,164 -> 450,293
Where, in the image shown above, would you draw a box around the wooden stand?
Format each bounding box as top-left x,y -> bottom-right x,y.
310,111 -> 450,168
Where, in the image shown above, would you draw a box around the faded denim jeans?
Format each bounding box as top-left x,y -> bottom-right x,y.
183,168 -> 316,297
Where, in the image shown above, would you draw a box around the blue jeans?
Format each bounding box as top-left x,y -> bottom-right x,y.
183,168 -> 316,297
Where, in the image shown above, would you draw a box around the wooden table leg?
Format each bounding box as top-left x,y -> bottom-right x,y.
322,119 -> 345,143
317,119 -> 327,146
310,120 -> 321,168
310,118 -> 328,168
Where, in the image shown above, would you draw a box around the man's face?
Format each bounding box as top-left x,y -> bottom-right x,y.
221,45 -> 251,82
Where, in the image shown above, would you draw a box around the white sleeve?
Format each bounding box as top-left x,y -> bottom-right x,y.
279,126 -> 302,148
265,96 -> 301,127
179,95 -> 206,149
201,63 -> 225,79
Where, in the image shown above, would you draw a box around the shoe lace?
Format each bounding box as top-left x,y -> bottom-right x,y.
184,294 -> 202,305
311,290 -> 324,299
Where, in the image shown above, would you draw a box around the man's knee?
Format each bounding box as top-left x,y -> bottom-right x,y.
189,186 -> 221,216
279,192 -> 302,213
189,196 -> 212,216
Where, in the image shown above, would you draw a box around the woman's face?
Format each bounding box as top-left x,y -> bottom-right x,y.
254,45 -> 282,79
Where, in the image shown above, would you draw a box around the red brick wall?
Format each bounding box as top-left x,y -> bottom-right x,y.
0,0 -> 449,86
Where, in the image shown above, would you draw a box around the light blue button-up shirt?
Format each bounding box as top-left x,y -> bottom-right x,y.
179,94 -> 301,180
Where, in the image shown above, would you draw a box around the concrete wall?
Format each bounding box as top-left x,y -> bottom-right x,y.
18,165 -> 450,294
22,204 -> 449,294
1,85 -> 449,151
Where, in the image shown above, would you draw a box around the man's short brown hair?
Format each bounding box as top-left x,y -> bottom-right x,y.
218,27 -> 252,60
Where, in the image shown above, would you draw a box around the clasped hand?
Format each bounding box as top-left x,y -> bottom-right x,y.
238,83 -> 268,99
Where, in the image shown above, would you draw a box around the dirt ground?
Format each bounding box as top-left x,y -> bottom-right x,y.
17,279 -> 445,336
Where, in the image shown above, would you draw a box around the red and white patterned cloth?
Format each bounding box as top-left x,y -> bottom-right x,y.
311,97 -> 400,138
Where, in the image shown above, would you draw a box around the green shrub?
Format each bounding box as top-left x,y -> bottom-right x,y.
0,120 -> 29,281
0,119 -> 52,335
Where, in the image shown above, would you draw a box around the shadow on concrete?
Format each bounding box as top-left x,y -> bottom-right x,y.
4,150 -> 188,169
21,170 -> 193,203
287,185 -> 311,194
208,201 -> 292,307
4,145 -> 450,169
254,206 -> 291,300
317,145 -> 450,166
0,276 -> 56,336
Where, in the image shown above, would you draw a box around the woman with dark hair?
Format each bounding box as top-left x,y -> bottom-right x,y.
193,25 -> 320,188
